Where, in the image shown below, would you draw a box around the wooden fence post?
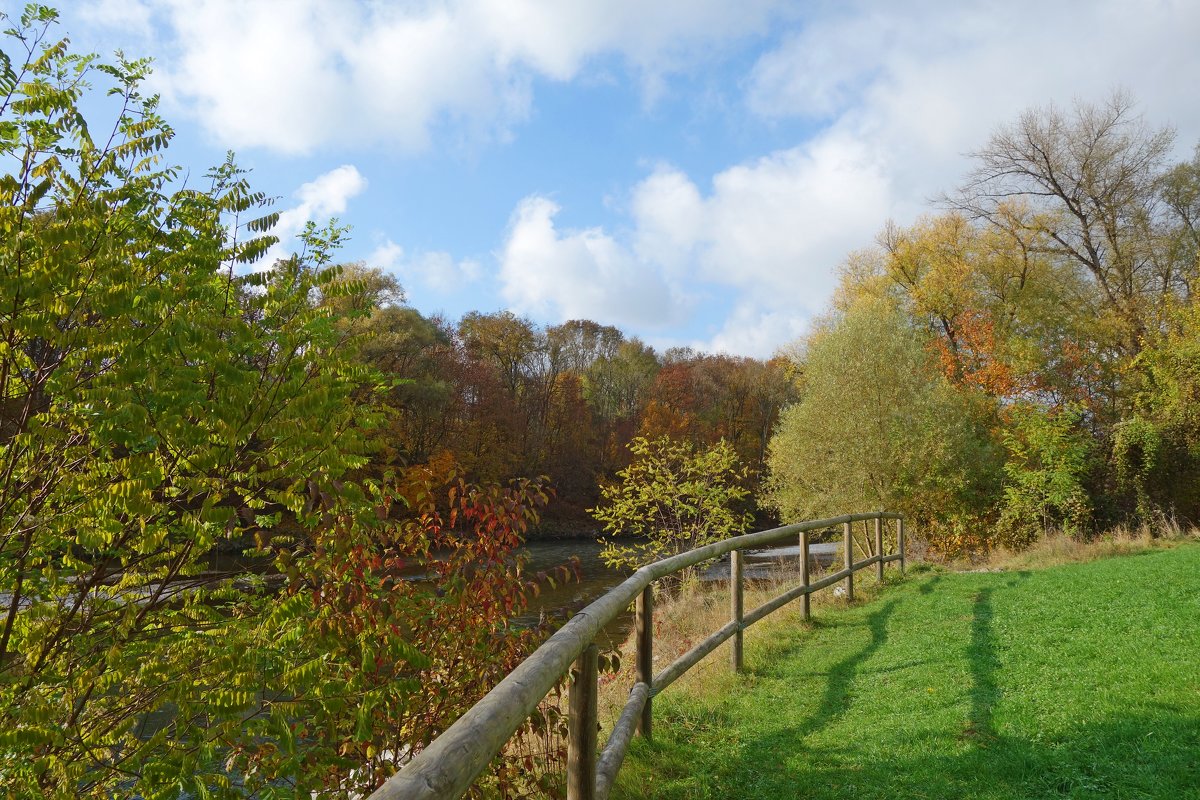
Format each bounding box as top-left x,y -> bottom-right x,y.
800,529 -> 811,621
567,644 -> 598,800
636,586 -> 653,738
730,549 -> 743,673
875,515 -> 884,583
843,521 -> 854,602
898,516 -> 906,574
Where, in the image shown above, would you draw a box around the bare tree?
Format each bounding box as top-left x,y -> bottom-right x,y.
951,90 -> 1178,353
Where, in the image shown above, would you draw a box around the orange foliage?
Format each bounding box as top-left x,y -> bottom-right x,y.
932,310 -> 1037,399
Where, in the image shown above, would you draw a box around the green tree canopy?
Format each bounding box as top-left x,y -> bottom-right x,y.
765,300 -> 1000,537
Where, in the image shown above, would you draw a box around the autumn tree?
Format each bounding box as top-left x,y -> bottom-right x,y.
640,352 -> 795,486
866,212 -> 1101,406
952,91 -> 1184,357
0,8 -> 374,791
0,10 -> 567,796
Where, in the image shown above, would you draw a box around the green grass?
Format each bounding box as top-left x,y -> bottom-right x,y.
613,544 -> 1200,799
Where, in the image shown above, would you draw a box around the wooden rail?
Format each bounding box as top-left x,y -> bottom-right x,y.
368,512 -> 905,800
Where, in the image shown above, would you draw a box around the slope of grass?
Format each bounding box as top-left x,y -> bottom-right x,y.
613,544 -> 1200,799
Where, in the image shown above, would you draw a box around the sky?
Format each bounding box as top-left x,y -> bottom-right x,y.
46,0 -> 1200,357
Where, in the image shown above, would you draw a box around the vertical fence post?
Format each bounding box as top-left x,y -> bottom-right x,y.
875,515 -> 884,583
730,549 -> 743,673
800,529 -> 811,621
567,643 -> 598,800
898,516 -> 906,574
843,521 -> 854,602
636,585 -> 653,738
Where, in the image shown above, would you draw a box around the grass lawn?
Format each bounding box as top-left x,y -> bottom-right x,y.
612,544 -> 1200,799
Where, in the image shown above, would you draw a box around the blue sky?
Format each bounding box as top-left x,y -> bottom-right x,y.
49,0 -> 1200,356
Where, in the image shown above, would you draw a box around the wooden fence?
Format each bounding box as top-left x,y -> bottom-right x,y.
368,512 -> 905,800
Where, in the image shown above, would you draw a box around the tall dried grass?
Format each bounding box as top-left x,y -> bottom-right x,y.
976,519 -> 1199,572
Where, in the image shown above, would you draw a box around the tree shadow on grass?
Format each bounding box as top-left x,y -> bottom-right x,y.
683,710 -> 1200,800
918,574 -> 944,594
620,600 -> 900,800
965,572 -> 1031,743
789,600 -> 899,741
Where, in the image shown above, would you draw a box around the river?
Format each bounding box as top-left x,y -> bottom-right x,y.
518,537 -> 840,648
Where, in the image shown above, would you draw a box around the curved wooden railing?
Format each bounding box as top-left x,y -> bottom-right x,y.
369,512 -> 905,800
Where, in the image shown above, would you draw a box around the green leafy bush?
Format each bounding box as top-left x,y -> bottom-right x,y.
591,435 -> 751,573
0,9 -> 565,797
996,404 -> 1094,548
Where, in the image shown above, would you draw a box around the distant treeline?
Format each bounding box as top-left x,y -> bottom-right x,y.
331,277 -> 797,531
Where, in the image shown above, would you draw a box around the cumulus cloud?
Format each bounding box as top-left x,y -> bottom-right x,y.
406,251 -> 483,294
78,0 -> 155,38
499,196 -> 686,328
260,165 -> 367,266
365,239 -> 404,272
688,138 -> 888,306
698,303 -> 811,358
88,0 -> 783,154
486,101 -> 897,354
497,139 -> 887,353
362,238 -> 481,300
747,0 -> 1200,201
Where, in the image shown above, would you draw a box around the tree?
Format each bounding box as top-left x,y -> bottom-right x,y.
1158,144 -> 1200,301
996,404 -> 1094,548
952,91 -> 1181,356
0,7 -> 375,791
638,353 -> 796,486
872,212 -> 1097,406
765,300 -> 1000,551
1115,301 -> 1200,523
591,436 -> 751,572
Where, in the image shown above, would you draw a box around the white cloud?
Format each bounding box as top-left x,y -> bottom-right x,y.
78,0 -> 155,38
260,165 -> 367,266
99,0 -> 782,154
361,238 -> 482,300
747,0 -> 1200,203
620,139 -> 889,352
696,303 -> 810,358
691,137 -> 889,306
499,196 -> 686,328
365,239 -> 404,272
406,251 -> 483,294
495,139 -> 887,355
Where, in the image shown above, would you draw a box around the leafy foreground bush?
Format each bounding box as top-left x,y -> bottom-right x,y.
0,7 -> 565,798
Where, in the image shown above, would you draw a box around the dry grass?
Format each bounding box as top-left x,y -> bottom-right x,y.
970,520 -> 1200,572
